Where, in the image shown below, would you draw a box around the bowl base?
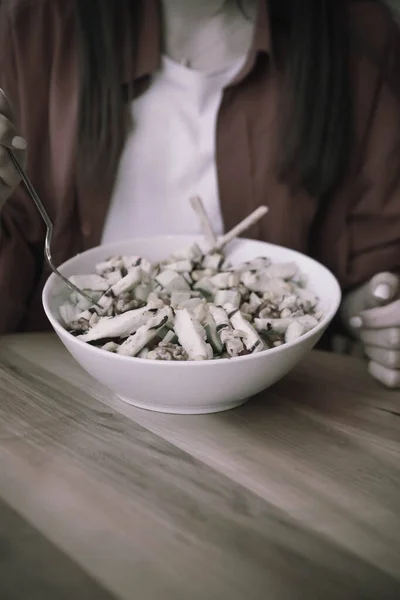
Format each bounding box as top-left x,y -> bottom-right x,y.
116,394 -> 248,415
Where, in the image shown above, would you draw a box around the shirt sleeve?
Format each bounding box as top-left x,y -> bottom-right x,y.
0,194 -> 45,334
312,6 -> 400,292
0,4 -> 46,333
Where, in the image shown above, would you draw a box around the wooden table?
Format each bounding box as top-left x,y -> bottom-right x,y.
0,333 -> 399,600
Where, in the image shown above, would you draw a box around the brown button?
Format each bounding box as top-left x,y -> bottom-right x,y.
81,222 -> 92,237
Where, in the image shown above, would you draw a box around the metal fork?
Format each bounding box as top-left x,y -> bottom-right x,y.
8,149 -> 97,305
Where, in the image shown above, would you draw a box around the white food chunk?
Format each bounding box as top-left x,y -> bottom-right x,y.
208,304 -> 245,357
137,258 -> 154,276
117,308 -> 173,357
296,287 -> 318,309
261,279 -> 293,299
122,255 -> 141,269
285,320 -> 306,343
110,267 -> 142,296
78,307 -> 156,342
96,293 -> 114,312
85,293 -> 114,318
133,283 -> 152,303
182,272 -> 193,286
102,342 -> 119,352
248,257 -> 272,270
138,347 -> 150,359
76,296 -> 95,311
174,309 -> 213,360
192,302 -> 208,323
210,272 -> 240,289
170,292 -> 191,307
191,269 -> 211,282
171,243 -> 203,262
146,292 -> 166,308
96,257 -> 124,275
263,262 -> 298,280
249,292 -> 262,308
156,269 -> 190,292
59,302 -> 79,327
240,272 -> 292,296
208,304 -> 230,328
202,253 -> 223,270
254,318 -> 292,334
278,294 -> 298,311
104,270 -> 123,286
225,257 -> 272,272
230,311 -> 265,353
296,315 -> 319,331
69,274 -> 109,292
162,260 -> 193,273
76,309 -> 92,321
161,329 -> 177,345
193,278 -> 216,297
176,297 -> 204,313
214,289 -> 241,310
89,312 -> 100,327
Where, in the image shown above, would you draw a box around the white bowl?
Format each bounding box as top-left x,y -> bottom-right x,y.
43,236 -> 341,414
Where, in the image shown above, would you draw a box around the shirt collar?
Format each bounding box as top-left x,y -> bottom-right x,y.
123,0 -> 271,84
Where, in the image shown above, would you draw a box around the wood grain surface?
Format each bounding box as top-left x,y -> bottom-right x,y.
0,333 -> 399,600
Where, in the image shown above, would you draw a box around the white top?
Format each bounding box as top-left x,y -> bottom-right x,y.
101,55 -> 245,244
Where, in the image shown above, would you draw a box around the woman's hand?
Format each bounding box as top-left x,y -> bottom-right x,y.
341,272 -> 400,388
0,88 -> 27,208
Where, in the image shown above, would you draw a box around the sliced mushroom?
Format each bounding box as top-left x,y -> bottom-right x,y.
174,309 -> 213,360
110,266 -> 142,296
78,306 -> 157,342
230,311 -> 265,353
117,308 -> 173,357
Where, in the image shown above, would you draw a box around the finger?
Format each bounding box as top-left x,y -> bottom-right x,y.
360,327 -> 400,349
367,273 -> 399,307
0,142 -> 25,167
0,90 -> 26,159
368,360 -> 400,388
364,345 -> 400,369
0,113 -> 26,151
0,145 -> 22,188
340,273 -> 399,330
0,88 -> 14,121
352,298 -> 400,329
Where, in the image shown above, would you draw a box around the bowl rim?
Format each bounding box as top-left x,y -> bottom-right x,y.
42,236 -> 342,368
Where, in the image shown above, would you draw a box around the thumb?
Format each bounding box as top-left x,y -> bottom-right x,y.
340,272 -> 399,327
364,272 -> 399,309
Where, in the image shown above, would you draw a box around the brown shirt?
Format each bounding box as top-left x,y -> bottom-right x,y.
0,0 -> 400,333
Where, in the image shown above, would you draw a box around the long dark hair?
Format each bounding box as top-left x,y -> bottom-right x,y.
0,0 -> 390,198
269,0 -> 352,197
75,0 -> 141,187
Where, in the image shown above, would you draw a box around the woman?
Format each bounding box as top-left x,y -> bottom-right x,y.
0,0 -> 400,386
